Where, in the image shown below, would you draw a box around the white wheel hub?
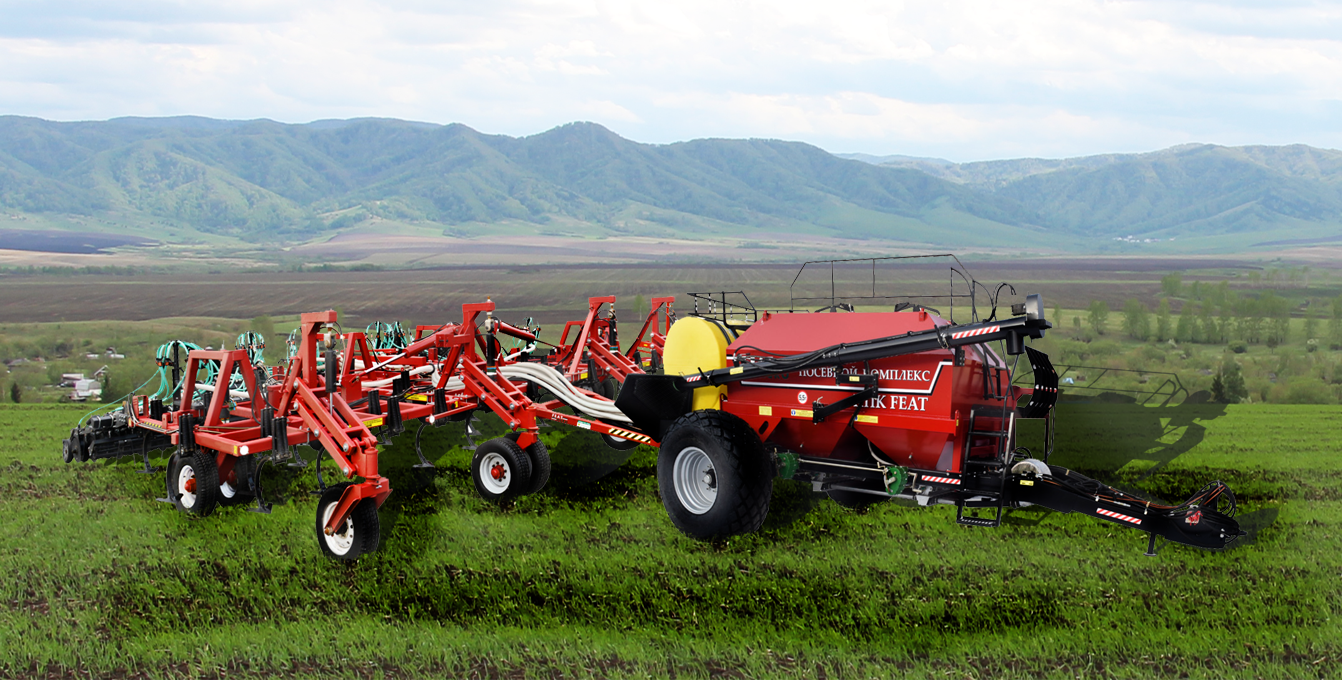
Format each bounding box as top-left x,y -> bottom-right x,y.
176,464 -> 197,508
673,446 -> 717,515
321,501 -> 356,556
220,481 -> 237,499
478,452 -> 512,494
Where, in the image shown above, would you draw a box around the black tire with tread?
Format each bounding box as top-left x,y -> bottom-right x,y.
471,437 -> 533,503
219,455 -> 258,507
506,432 -> 552,495
168,448 -> 220,517
314,482 -> 381,561
657,410 -> 774,540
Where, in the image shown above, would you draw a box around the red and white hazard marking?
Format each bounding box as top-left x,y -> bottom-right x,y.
1097,508 -> 1142,526
951,325 -> 1000,340
919,475 -> 961,485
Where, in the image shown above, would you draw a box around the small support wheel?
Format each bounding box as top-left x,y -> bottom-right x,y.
167,448 -> 220,517
506,432 -> 551,495
471,437 -> 533,503
601,431 -> 641,451
219,455 -> 258,507
596,376 -> 619,400
61,433 -> 76,464
315,482 -> 381,561
657,410 -> 774,540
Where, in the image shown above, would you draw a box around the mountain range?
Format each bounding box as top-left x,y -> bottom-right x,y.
2,115 -> 1341,253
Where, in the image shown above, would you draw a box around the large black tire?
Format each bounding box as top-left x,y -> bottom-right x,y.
167,448 -> 220,517
471,437 -> 533,503
315,482 -> 381,561
506,432 -> 552,495
657,410 -> 774,540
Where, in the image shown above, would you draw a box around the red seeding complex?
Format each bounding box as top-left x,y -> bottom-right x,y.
62,256 -> 1241,560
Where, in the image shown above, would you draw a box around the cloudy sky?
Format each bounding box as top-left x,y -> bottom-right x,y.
1,0 -> 1339,161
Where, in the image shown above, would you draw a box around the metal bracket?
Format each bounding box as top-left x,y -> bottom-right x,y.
812,373 -> 879,424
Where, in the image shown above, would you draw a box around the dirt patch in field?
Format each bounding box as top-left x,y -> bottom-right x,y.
0,230 -> 155,254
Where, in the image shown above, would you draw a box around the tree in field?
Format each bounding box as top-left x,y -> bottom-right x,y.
1156,298 -> 1172,341
1218,300 -> 1235,344
250,315 -> 275,341
1211,357 -> 1247,404
8,383 -> 19,404
1304,303 -> 1319,341
1331,296 -> 1342,350
1161,273 -> 1183,297
1175,302 -> 1195,342
1086,300 -> 1110,335
1262,292 -> 1290,346
1122,298 -> 1150,340
1198,304 -> 1218,344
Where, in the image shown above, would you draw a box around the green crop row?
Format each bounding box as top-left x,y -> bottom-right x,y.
0,403 -> 1338,679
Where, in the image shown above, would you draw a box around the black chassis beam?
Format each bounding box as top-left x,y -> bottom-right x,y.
793,455 -> 1240,551
67,420 -> 173,462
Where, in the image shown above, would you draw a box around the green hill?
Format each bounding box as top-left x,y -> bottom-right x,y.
0,116 -> 1047,248
2,115 -> 1341,252
855,143 -> 1342,250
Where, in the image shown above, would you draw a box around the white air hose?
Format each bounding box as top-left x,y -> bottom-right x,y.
498,362 -> 631,423
195,383 -> 251,401
360,361 -> 631,424
361,364 -> 435,389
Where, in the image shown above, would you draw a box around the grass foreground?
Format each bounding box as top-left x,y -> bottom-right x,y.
0,401 -> 1338,679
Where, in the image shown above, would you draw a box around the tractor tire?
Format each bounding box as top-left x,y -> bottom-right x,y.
826,483 -> 887,511
219,455 -> 258,507
506,432 -> 552,495
168,448 -> 220,517
657,410 -> 774,540
61,433 -> 76,464
596,376 -> 619,400
315,482 -> 381,561
471,436 -> 533,503
601,430 -> 641,451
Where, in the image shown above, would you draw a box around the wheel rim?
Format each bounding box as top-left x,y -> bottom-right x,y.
478,452 -> 511,494
673,446 -> 717,515
220,481 -> 236,499
320,501 -> 356,556
176,464 -> 197,508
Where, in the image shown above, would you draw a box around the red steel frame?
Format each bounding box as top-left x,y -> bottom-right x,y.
125,302 -> 661,542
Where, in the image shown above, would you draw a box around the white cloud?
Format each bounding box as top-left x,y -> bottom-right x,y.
0,0 -> 1339,159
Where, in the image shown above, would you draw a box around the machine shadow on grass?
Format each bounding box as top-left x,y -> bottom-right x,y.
1023,390 -> 1228,484
1013,390 -> 1279,546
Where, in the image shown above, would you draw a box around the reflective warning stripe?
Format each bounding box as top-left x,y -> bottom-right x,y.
920,475 -> 960,485
603,427 -> 654,444
951,325 -> 1000,340
1097,508 -> 1142,526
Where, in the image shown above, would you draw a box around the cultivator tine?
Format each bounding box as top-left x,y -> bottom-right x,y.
136,434 -> 162,474
463,413 -> 480,451
248,461 -> 273,514
412,420 -> 435,469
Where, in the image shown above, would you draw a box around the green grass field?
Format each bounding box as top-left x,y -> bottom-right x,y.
0,401 -> 1338,679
